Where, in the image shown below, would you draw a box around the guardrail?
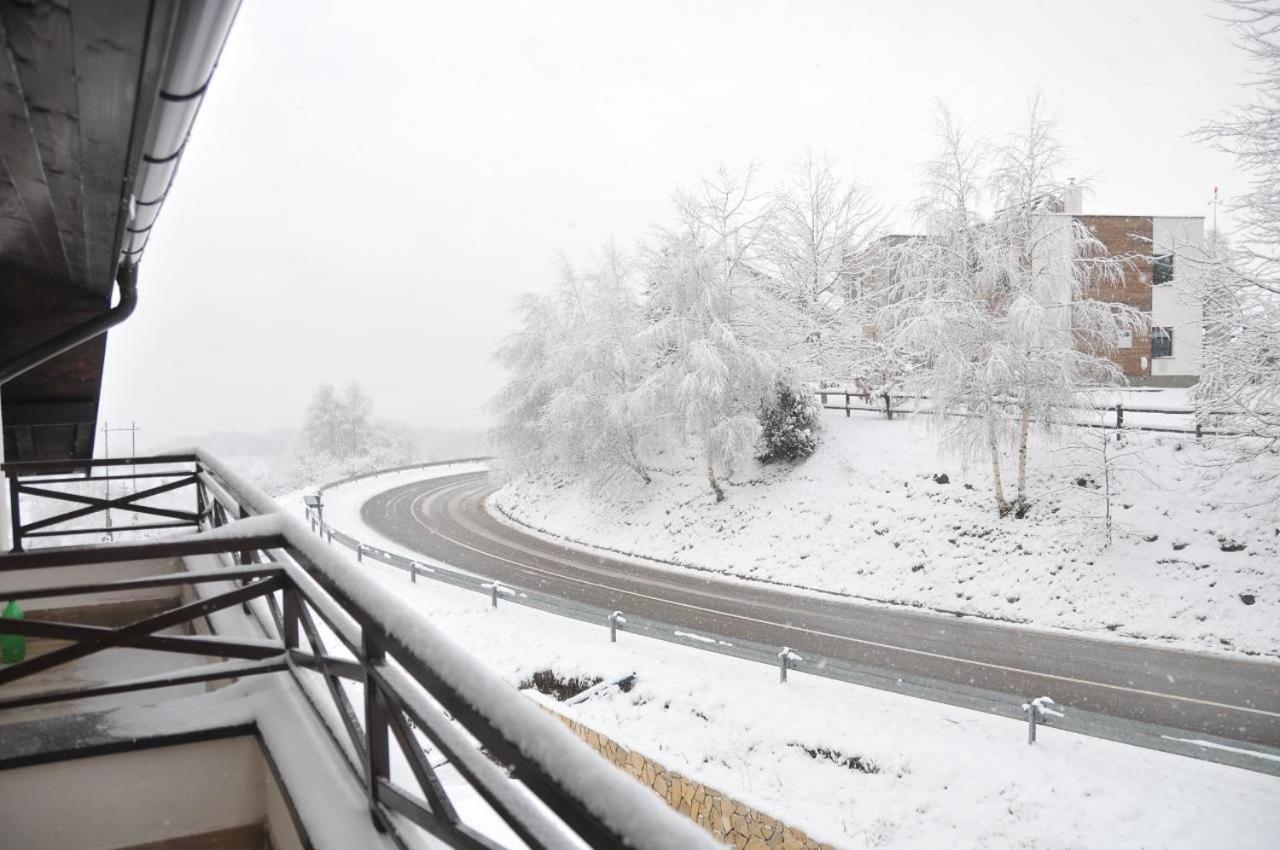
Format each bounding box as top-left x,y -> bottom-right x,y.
310,461 -> 1280,777
0,451 -> 714,850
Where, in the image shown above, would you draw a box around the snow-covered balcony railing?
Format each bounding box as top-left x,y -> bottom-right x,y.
0,450 -> 713,850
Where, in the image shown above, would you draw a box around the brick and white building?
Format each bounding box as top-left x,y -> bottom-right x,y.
859,189 -> 1207,387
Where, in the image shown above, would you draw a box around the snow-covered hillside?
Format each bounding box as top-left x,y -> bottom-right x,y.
303,473 -> 1280,850
494,410 -> 1280,657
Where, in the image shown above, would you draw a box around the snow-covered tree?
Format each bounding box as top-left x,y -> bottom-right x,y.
303,383 -> 344,459
490,292 -> 571,476
491,246 -> 656,485
986,98 -> 1143,511
1191,0 -> 1280,475
639,167 -> 780,501
760,151 -> 883,382
544,247 -> 656,485
756,381 -> 820,463
885,103 -> 1142,516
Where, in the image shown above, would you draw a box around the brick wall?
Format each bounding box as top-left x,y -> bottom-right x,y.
1076,215 -> 1153,378
548,711 -> 835,850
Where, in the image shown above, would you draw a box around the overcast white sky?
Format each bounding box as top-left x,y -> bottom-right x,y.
99,0 -> 1251,448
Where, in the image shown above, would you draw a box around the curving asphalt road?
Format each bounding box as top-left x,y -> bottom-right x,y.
361,470 -> 1280,759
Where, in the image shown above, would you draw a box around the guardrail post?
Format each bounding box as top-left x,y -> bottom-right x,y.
356,544 -> 363,563
490,583 -> 499,608
410,562 -> 417,584
778,647 -> 802,683
608,610 -> 626,642
326,528 -> 333,545
1022,696 -> 1063,744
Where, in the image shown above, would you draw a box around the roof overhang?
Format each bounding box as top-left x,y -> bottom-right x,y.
0,0 -> 238,463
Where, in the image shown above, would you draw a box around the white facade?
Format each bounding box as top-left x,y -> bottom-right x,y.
1150,216 -> 1205,381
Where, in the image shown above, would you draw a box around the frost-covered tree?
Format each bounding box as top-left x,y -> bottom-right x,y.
760,151 -> 883,381
639,167 -> 779,501
337,382 -> 373,458
1191,0 -> 1280,475
986,98 -> 1143,511
886,103 -> 1142,516
491,247 -> 656,485
303,383 -> 344,459
490,292 -> 571,476
544,248 -> 656,485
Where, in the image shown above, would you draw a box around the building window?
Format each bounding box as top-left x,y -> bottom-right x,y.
1152,327 -> 1174,358
1153,254 -> 1174,284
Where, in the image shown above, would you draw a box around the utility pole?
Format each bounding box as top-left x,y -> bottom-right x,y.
101,421 -> 141,536
1210,186 -> 1221,254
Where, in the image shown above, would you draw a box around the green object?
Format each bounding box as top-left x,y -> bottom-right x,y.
1,600 -> 25,664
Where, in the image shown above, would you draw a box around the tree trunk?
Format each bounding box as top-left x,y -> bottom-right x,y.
1015,401 -> 1032,512
706,454 -> 725,502
987,416 -> 1010,517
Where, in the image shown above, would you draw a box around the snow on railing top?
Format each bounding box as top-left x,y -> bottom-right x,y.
192,448 -> 718,850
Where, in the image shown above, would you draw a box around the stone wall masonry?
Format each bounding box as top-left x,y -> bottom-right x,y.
547,710 -> 836,850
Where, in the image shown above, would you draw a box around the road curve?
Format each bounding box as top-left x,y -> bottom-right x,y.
362,470 -> 1280,751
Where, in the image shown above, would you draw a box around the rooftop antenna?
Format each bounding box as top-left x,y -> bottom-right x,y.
1209,186 -> 1221,254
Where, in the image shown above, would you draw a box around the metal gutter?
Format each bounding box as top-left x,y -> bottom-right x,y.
0,264 -> 139,387
121,0 -> 241,266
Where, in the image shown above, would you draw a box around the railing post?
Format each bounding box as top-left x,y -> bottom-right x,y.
194,478 -> 206,531
1115,403 -> 1124,429
282,586 -> 300,650
237,507 -> 253,565
357,544 -> 363,563
883,392 -> 893,421
362,633 -> 389,832
608,610 -> 626,642
845,391 -> 851,417
7,475 -> 22,553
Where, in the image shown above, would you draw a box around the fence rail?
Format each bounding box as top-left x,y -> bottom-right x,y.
814,389 -> 1239,438
0,451 -> 711,850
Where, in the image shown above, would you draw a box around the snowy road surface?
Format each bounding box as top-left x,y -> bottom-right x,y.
359,471 -> 1280,756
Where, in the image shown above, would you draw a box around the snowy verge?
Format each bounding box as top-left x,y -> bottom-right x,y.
493,410 -> 1280,657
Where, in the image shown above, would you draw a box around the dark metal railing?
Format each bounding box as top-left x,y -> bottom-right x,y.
0,451 -> 711,850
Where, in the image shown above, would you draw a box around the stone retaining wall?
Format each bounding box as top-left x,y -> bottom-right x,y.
549,711 -> 835,850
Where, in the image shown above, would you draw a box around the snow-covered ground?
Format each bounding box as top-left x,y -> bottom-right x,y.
494,403 -> 1280,658
301,470 -> 1280,849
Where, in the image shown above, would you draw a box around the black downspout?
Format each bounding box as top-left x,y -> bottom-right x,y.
0,263 -> 139,386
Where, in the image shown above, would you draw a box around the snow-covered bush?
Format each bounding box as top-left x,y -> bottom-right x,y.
756,382 -> 819,463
